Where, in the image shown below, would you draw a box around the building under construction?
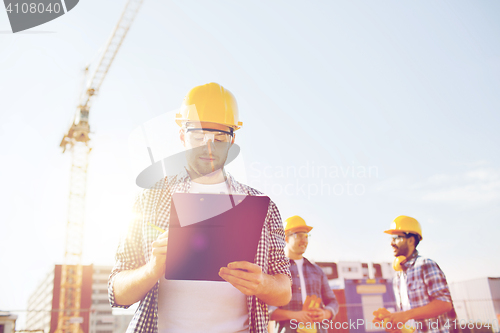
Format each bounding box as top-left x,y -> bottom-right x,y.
25,265 -> 132,333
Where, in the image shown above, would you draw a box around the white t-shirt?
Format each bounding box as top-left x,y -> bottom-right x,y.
157,180 -> 249,333
189,180 -> 231,194
400,273 -> 415,329
295,259 -> 308,304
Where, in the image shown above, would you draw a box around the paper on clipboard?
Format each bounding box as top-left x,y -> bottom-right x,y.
164,193 -> 270,281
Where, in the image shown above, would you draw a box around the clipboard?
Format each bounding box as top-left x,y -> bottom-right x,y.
164,193 -> 270,281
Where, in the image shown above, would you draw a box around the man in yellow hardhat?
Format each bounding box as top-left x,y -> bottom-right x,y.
270,215 -> 339,333
378,216 -> 456,333
108,83 -> 292,333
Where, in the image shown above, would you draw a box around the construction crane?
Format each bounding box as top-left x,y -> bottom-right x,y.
57,1 -> 143,332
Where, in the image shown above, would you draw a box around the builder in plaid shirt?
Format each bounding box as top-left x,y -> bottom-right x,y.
382,216 -> 456,333
270,216 -> 339,333
108,83 -> 292,333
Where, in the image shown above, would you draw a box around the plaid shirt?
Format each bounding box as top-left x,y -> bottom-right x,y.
108,170 -> 291,333
272,258 -> 339,333
393,250 -> 456,333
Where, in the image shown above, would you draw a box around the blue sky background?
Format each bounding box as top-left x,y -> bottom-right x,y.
1,0 -> 499,327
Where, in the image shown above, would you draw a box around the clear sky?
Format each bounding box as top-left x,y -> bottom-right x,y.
1,0 -> 499,328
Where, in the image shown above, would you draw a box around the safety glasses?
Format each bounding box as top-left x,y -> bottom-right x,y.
186,128 -> 233,144
290,232 -> 311,240
391,234 -> 408,241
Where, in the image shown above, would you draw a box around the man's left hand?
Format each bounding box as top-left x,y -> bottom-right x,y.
309,308 -> 332,322
219,261 -> 265,296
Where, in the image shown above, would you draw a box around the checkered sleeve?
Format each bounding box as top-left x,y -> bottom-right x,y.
320,269 -> 339,317
422,259 -> 453,303
266,200 -> 291,280
108,193 -> 147,309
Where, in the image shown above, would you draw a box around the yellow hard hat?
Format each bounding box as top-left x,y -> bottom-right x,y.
284,215 -> 313,233
384,215 -> 423,240
176,82 -> 243,130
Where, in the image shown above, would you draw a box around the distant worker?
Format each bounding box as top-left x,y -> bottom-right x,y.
270,215 -> 339,333
108,82 -> 292,333
376,216 -> 457,333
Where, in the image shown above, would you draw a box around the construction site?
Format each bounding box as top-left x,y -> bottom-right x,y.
1,1 -> 499,333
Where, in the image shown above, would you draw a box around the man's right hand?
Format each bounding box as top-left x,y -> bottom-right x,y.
113,230 -> 169,306
148,230 -> 168,279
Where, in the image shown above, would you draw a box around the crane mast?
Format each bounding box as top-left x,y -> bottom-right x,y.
57,1 -> 143,332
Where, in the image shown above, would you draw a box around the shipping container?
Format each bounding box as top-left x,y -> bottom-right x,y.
449,277 -> 500,333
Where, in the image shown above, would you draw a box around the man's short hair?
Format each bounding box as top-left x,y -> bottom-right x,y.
408,233 -> 420,247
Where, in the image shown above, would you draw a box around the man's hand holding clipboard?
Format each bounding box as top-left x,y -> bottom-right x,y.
219,261 -> 264,295
219,261 -> 291,306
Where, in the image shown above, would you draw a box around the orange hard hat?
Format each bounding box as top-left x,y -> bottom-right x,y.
284,215 -> 313,233
176,82 -> 243,130
384,215 -> 422,240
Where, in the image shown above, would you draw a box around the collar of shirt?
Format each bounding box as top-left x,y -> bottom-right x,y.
401,249 -> 419,271
290,257 -> 314,267
173,169 -> 244,194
